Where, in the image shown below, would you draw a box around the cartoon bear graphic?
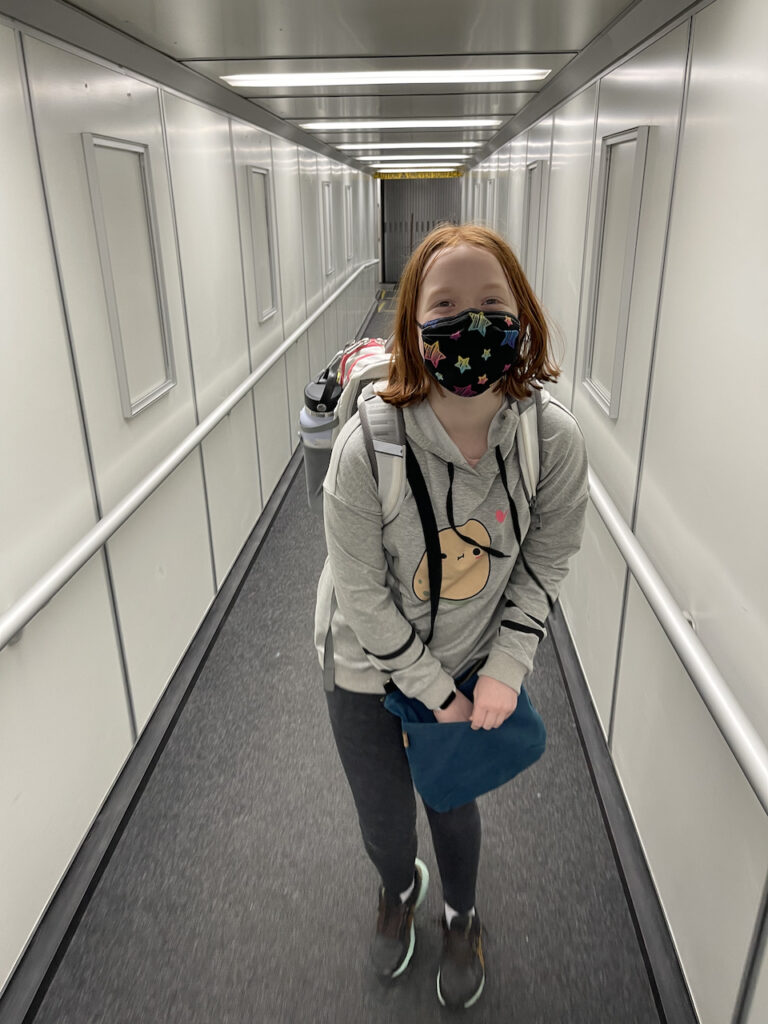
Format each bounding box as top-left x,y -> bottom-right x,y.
412,519 -> 491,602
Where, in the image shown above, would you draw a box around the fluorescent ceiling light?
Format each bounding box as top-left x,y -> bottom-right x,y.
371,164 -> 462,171
222,69 -> 549,87
298,119 -> 503,130
338,142 -> 484,150
357,154 -> 470,162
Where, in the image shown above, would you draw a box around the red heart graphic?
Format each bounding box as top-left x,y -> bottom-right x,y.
495,509 -> 507,523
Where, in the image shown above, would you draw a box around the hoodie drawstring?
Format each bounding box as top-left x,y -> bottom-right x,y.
445,462 -> 508,559
494,447 -> 556,614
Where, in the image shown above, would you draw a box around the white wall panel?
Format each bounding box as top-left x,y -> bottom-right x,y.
506,134 -> 528,258
307,319 -> 328,377
1,560 -> 133,994
271,136 -> 308,341
23,36 -> 213,725
323,304 -> 340,366
0,26 -> 99,604
285,332 -> 310,453
317,154 -> 334,299
200,397 -> 263,577
572,25 -> 688,526
540,85 -> 597,402
298,148 -> 323,318
331,161 -> 345,294
0,24 -> 133,992
523,118 -> 553,294
106,455 -> 214,731
560,503 -> 627,734
356,172 -> 372,263
23,38 -> 199,510
495,143 -> 512,242
162,93 -> 261,585
253,359 -> 291,502
612,580 -> 768,1024
631,0 -> 768,746
484,150 -> 499,231
231,121 -> 284,371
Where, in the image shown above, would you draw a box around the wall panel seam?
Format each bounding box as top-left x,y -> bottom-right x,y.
227,119 -> 263,514
157,90 -> 219,596
607,14 -> 695,750
15,28 -> 138,740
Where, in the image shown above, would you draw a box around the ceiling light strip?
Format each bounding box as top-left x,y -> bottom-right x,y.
338,142 -> 484,150
370,165 -> 462,171
298,119 -> 503,130
357,155 -> 471,161
222,69 -> 549,88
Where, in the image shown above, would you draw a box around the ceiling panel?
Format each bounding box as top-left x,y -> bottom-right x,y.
252,93 -> 535,120
67,0 -> 637,61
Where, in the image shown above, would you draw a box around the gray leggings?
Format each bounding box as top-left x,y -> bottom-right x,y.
324,683 -> 481,912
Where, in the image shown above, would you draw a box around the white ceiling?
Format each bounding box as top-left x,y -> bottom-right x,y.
60,0 -> 676,167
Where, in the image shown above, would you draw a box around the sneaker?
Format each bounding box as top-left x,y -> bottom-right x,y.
371,857 -> 430,979
436,910 -> 486,1009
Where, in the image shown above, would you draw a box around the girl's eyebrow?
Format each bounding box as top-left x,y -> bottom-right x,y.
423,282 -> 509,302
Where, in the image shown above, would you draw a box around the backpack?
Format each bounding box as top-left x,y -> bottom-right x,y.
306,335 -> 547,528
309,336 -> 560,693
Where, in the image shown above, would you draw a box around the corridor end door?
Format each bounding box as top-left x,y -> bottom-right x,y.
382,178 -> 461,283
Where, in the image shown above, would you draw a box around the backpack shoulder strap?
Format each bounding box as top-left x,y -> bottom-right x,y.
357,383 -> 407,525
517,386 -> 542,498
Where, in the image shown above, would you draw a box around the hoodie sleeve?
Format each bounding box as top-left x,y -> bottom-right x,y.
482,401 -> 589,693
322,415 -> 457,709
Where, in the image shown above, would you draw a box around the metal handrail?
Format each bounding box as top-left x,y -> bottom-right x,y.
4,298 -> 767,821
587,470 -> 768,816
0,258 -> 379,652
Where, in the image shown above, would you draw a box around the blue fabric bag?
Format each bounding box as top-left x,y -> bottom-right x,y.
383,672 -> 547,812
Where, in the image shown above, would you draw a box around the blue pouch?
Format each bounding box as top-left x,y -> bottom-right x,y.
383,673 -> 547,812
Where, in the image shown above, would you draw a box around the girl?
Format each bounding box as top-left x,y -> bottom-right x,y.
314,224 -> 589,1010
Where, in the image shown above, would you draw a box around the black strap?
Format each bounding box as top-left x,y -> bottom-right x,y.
446,463 -> 508,559
495,447 -> 555,615
405,441 -> 442,644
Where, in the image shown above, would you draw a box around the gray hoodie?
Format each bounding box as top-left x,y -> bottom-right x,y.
314,389 -> 589,710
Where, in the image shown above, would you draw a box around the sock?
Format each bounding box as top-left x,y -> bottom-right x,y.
445,902 -> 475,927
399,875 -> 415,903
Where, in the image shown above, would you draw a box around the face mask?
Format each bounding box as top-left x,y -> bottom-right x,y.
416,308 -> 521,397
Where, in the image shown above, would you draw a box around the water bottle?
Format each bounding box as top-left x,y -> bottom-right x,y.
299,370 -> 343,512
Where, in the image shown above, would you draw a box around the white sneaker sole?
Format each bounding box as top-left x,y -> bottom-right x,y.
390,857 -> 429,979
437,969 -> 485,1008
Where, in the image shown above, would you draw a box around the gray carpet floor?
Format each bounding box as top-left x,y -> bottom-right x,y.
31,292 -> 660,1024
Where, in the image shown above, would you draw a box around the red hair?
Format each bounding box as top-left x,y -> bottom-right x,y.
377,223 -> 561,406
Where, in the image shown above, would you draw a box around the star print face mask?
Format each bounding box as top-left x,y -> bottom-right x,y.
416,308 -> 522,397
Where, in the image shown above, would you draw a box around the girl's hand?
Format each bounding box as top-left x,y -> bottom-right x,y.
433,690 -> 473,724
471,675 -> 518,729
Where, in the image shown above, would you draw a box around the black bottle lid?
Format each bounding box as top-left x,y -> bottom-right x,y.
304,374 -> 342,413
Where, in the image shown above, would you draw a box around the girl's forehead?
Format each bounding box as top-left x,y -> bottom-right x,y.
420,244 -> 509,290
